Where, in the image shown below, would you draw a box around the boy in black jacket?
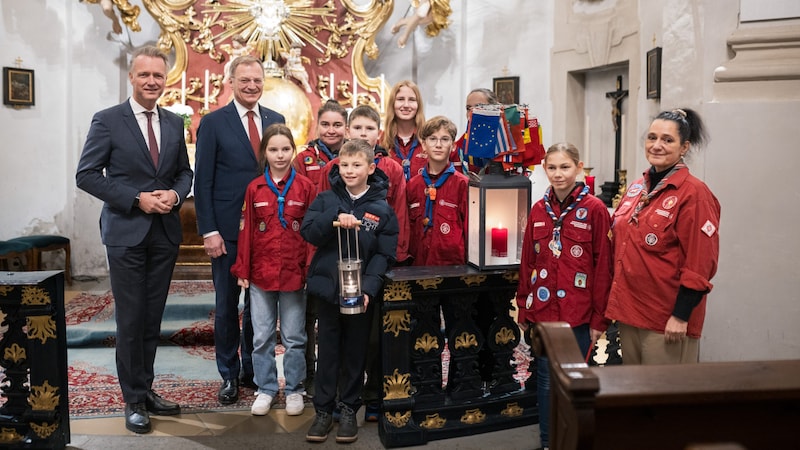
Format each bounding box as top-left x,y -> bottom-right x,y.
301,139 -> 399,444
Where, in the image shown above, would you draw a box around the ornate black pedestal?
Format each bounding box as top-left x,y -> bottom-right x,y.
0,271 -> 69,449
379,266 -> 537,447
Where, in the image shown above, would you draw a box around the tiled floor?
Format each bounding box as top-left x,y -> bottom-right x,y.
65,276 -> 539,449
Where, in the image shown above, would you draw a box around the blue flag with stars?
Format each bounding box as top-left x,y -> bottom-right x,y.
466,108 -> 501,159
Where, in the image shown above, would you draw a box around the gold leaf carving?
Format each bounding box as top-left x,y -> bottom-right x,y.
501,402 -> 523,418
454,332 -> 478,350
30,422 -> 59,439
502,271 -> 519,283
459,274 -> 486,287
27,316 -> 56,344
29,380 -> 59,411
0,428 -> 23,444
21,286 -> 50,306
4,343 -> 26,363
460,408 -> 486,425
415,277 -> 443,290
420,413 -> 446,429
383,368 -> 410,400
383,310 -> 410,337
495,327 -> 516,346
414,333 -> 439,353
384,281 -> 412,301
385,410 -> 411,428
0,286 -> 13,296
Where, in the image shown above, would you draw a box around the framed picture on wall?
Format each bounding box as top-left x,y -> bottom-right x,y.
646,47 -> 662,99
3,67 -> 35,106
493,76 -> 519,104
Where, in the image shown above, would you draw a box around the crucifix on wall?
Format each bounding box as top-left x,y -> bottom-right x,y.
597,75 -> 628,207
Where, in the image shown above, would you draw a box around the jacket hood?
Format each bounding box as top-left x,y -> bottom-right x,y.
328,164 -> 390,203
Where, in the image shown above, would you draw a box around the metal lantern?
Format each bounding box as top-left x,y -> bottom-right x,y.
336,223 -> 365,314
467,168 -> 532,270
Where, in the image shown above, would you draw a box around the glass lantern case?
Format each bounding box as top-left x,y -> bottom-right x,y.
467,171 -> 532,270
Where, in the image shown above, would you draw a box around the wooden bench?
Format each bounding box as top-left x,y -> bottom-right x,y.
532,322 -> 800,450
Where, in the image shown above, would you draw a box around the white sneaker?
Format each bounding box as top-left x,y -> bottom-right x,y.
285,393 -> 305,416
251,393 -> 273,416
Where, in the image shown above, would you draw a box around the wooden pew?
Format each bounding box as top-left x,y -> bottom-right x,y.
532,322 -> 800,450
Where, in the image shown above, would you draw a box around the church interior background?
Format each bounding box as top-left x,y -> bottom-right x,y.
0,0 -> 798,366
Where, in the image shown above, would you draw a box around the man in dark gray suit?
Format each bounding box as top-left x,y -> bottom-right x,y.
194,55 -> 285,405
76,46 -> 193,434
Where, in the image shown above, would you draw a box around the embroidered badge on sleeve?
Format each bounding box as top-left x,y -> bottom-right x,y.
701,220 -> 717,237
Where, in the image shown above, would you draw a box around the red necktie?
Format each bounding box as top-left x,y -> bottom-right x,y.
247,110 -> 260,156
145,111 -> 159,167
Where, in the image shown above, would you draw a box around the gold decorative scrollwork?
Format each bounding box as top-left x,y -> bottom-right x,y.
0,286 -> 13,296
460,274 -> 487,287
460,408 -> 486,425
29,381 -> 59,411
30,422 -> 59,439
495,327 -> 516,346
27,316 -> 56,344
416,277 -> 443,290
414,332 -> 439,353
501,402 -> 523,418
383,310 -> 410,337
384,280 -> 412,301
21,286 -> 50,305
502,270 -> 519,283
0,428 -> 23,444
420,413 -> 446,429
385,410 -> 411,428
383,368 -> 411,400
4,343 -> 26,363
454,332 -> 478,350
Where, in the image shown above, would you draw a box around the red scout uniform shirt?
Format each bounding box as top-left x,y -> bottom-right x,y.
318,153 -> 411,263
606,167 -> 720,338
406,165 -> 469,266
291,139 -> 336,188
515,184 -> 612,331
231,169 -> 317,291
390,135 -> 428,182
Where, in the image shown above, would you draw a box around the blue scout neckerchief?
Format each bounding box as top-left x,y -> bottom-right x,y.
264,167 -> 297,229
394,136 -> 419,181
543,184 -> 589,258
315,140 -> 335,162
421,163 -> 455,231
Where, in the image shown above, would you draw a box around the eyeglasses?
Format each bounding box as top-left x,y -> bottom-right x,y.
236,78 -> 263,86
425,136 -> 453,145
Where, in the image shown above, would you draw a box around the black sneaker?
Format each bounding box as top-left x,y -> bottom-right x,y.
336,403 -> 358,443
306,410 -> 333,443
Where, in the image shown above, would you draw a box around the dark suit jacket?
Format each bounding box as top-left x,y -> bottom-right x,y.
76,100 -> 193,247
194,102 -> 285,241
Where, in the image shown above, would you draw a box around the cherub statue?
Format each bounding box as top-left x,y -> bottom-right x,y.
391,0 -> 453,48
280,44 -> 313,93
80,0 -> 122,34
220,35 -> 255,83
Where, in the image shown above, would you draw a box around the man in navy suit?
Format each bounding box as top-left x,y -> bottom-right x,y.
76,46 -> 193,434
194,55 -> 286,405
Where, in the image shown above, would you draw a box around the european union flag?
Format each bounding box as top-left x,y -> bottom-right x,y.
466,108 -> 501,159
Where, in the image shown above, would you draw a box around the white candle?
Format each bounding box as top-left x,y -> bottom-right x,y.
181,71 -> 186,105
204,69 -> 210,109
380,73 -> 385,114
329,72 -> 334,99
352,73 -> 358,108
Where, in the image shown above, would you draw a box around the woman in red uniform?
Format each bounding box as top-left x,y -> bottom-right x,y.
606,108 -> 720,365
516,142 -> 612,450
292,100 -> 348,188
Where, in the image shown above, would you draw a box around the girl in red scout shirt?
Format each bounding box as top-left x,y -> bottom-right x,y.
515,142 -> 612,450
606,108 -> 719,365
407,116 -> 469,265
231,124 -> 317,418
292,100 -> 347,188
381,80 -> 427,181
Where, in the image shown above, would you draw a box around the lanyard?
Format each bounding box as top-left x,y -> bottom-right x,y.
629,161 -> 685,224
421,163 -> 455,231
264,168 -> 297,229
543,184 -> 589,258
394,136 -> 419,181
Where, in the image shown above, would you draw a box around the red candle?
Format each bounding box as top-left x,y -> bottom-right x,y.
491,226 -> 508,257
585,175 -> 595,196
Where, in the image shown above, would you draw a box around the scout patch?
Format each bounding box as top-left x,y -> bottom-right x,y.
440,223 -> 451,234
662,196 -> 678,210
540,268 -> 548,279
570,244 -> 583,258
525,293 -> 533,309
530,269 -> 537,284
702,220 -> 717,237
292,220 -> 300,232
362,212 -> 380,232
258,221 -> 267,232
645,233 -> 658,246
575,207 -> 588,220
537,286 -> 550,302
557,289 -> 566,298
534,242 -> 541,254
574,272 -> 587,288
303,156 -> 314,165
627,183 -> 644,197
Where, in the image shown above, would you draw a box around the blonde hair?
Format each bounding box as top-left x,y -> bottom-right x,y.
544,142 -> 581,165
381,80 -> 426,150
419,116 -> 457,140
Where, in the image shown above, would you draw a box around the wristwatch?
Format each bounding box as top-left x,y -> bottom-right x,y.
133,193 -> 141,208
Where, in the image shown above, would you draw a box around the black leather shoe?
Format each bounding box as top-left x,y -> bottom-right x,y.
240,373 -> 257,390
218,379 -> 239,405
146,390 -> 181,416
125,402 -> 151,434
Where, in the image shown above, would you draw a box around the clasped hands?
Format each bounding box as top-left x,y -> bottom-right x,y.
137,190 -> 177,214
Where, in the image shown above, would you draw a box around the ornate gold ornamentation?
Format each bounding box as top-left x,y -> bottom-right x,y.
313,12 -> 357,66
27,316 -> 56,344
0,428 -> 23,444
459,274 -> 486,287
385,410 -> 411,428
415,277 -> 443,290
0,286 -> 13,296
501,402 -> 523,418
29,380 -> 59,411
502,271 -> 519,283
383,310 -> 410,337
419,413 -> 446,429
454,331 -> 478,350
460,408 -> 486,425
21,286 -> 50,306
414,332 -> 439,353
4,343 -> 26,363
30,422 -> 59,439
384,280 -> 412,301
495,327 -> 516,346
383,368 -> 411,400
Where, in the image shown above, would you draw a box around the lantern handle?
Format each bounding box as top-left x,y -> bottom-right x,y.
334,220 -> 361,262
333,220 -> 363,227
